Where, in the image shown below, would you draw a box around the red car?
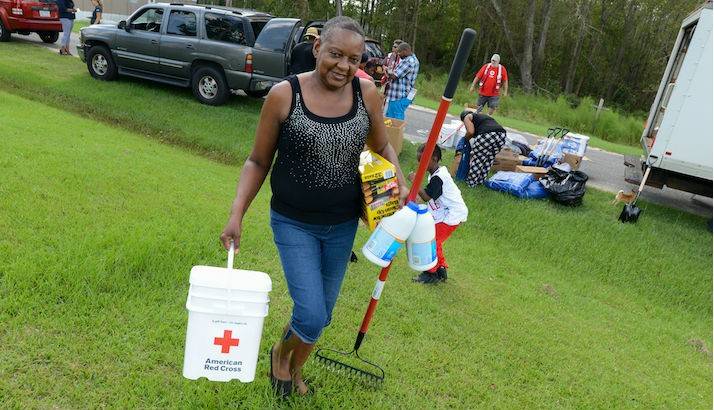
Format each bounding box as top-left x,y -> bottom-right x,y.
0,0 -> 62,43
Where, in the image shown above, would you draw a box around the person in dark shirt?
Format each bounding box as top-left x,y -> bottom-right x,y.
289,27 -> 319,75
459,110 -> 507,186
55,0 -> 76,55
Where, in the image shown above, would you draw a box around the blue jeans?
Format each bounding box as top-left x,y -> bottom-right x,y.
385,97 -> 412,120
60,18 -> 73,49
270,210 -> 358,344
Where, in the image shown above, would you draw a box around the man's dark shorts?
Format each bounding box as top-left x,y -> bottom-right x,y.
477,95 -> 500,109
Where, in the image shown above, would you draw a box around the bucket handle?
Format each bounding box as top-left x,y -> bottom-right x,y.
227,240 -> 235,270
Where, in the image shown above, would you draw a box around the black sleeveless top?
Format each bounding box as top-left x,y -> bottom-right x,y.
270,76 -> 371,224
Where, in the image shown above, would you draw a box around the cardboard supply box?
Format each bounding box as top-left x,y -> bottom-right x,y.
362,178 -> 398,196
515,165 -> 549,179
359,150 -> 397,183
561,153 -> 583,170
384,118 -> 405,155
359,150 -> 400,230
449,152 -> 463,176
362,197 -> 400,230
491,148 -> 521,172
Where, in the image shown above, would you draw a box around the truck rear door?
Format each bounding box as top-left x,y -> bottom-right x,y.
251,18 -> 300,79
158,8 -> 199,79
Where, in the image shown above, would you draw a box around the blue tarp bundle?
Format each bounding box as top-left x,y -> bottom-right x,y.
484,171 -> 549,199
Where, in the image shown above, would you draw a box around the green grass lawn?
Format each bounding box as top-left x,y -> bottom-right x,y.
1,86 -> 711,408
72,19 -> 90,33
0,42 -> 263,165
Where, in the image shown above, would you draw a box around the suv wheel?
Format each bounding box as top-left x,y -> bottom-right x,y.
191,66 -> 229,106
246,89 -> 269,99
0,19 -> 11,42
86,45 -> 118,81
38,31 -> 59,43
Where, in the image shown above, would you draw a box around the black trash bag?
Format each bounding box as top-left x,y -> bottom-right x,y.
540,168 -> 589,206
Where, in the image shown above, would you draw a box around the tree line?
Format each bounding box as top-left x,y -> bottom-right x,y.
215,0 -> 703,112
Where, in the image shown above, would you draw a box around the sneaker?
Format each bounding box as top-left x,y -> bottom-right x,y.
436,267 -> 448,282
413,271 -> 440,284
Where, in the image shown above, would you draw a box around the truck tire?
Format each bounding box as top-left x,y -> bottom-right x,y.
191,65 -> 229,106
38,31 -> 59,43
246,89 -> 269,99
0,19 -> 11,42
86,45 -> 118,81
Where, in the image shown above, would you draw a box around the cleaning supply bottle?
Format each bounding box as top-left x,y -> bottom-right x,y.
406,204 -> 437,271
362,202 -> 419,267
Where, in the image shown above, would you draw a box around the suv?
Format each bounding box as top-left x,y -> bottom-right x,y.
0,0 -> 62,43
78,3 -> 309,105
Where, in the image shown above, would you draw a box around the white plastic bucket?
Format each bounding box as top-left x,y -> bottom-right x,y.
438,121 -> 464,148
182,244 -> 272,383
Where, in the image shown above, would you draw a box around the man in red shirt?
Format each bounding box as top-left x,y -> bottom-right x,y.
469,54 -> 509,115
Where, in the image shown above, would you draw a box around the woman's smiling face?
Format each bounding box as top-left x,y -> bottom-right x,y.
314,29 -> 364,89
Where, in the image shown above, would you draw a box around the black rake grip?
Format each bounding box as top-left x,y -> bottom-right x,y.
443,28 -> 477,100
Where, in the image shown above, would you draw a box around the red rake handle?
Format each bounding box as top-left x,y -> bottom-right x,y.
354,28 -> 477,352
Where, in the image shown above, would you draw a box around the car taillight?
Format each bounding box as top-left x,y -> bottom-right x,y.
245,54 -> 253,74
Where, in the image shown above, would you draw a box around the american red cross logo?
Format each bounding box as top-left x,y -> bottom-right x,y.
213,329 -> 239,354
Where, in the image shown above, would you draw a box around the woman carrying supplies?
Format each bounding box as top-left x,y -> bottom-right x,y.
459,110 -> 507,186
220,16 -> 408,398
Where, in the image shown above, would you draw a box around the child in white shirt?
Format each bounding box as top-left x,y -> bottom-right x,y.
409,144 -> 468,284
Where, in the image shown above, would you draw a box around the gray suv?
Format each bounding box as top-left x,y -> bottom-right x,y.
77,3 -> 306,105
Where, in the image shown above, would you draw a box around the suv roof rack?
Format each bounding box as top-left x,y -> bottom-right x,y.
169,3 -> 184,5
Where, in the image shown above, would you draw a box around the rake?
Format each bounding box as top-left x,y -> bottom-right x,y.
316,28 -> 477,385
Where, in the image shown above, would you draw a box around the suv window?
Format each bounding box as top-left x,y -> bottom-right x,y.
130,8 -> 164,33
167,10 -> 197,37
254,20 -> 294,52
205,13 -> 247,45
250,21 -> 268,39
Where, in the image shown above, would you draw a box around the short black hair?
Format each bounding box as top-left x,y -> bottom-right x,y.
321,16 -> 365,44
361,52 -> 369,64
417,143 -> 442,162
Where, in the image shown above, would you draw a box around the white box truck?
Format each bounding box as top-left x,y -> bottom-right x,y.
626,1 -> 713,197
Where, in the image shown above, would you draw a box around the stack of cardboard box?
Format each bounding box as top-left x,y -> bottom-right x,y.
359,151 -> 401,230
491,148 -> 522,172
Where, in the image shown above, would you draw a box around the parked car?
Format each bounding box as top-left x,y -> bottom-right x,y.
0,0 -> 62,43
364,37 -> 385,82
77,3 -> 312,105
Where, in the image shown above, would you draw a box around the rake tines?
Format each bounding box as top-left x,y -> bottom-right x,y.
315,347 -> 384,386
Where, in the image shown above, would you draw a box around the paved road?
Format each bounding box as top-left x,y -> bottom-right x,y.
404,105 -> 712,218
10,32 -> 713,218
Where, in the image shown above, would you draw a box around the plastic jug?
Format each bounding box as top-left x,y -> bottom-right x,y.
406,204 -> 437,271
362,202 -> 419,267
183,243 -> 272,383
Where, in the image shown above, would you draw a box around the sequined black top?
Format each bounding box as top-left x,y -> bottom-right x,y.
270,75 -> 371,224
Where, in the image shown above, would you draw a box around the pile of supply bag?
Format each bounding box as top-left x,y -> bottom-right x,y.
442,125 -> 590,206
483,130 -> 590,206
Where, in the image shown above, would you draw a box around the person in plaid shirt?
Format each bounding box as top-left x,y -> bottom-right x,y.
385,42 -> 419,120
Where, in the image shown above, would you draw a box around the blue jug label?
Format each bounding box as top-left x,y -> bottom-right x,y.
409,241 -> 436,265
365,226 -> 403,262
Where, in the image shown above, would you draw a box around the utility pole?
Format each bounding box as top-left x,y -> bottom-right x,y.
336,0 -> 343,16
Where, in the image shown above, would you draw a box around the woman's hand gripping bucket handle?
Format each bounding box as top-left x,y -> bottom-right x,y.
227,240 -> 235,270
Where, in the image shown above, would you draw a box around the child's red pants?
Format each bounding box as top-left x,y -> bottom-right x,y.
427,222 -> 459,273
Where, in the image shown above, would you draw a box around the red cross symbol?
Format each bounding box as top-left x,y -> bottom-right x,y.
213,330 -> 239,354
